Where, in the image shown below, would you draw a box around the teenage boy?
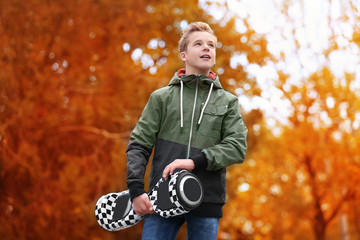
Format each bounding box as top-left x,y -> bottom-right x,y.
126,22 -> 247,240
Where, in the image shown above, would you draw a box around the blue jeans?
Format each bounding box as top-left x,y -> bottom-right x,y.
141,214 -> 219,240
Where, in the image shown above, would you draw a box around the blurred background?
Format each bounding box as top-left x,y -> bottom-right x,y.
1,0 -> 359,239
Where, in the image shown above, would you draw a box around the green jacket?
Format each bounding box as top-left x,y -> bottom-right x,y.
126,69 -> 247,217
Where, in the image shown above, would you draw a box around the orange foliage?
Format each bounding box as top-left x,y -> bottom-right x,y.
0,0 -> 269,239
1,0 -> 359,240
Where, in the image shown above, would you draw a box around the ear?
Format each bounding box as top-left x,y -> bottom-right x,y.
180,52 -> 187,62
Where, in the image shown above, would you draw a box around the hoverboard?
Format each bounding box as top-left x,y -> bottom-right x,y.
95,170 -> 203,231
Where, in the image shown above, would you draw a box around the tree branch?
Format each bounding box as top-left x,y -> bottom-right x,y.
58,125 -> 131,139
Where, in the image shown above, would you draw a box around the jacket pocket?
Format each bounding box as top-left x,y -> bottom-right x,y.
198,105 -> 227,139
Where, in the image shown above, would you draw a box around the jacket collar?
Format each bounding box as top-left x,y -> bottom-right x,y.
177,68 -> 217,80
168,69 -> 223,89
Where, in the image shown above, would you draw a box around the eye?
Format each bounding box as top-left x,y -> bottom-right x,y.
209,43 -> 215,48
195,42 -> 201,46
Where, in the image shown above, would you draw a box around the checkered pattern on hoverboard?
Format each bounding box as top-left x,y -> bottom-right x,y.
95,170 -> 201,231
149,171 -> 188,218
95,191 -> 143,231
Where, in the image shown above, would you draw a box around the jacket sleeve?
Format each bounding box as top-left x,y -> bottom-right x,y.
126,92 -> 162,200
202,96 -> 248,171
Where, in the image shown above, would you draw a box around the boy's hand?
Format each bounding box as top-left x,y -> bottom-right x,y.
162,159 -> 195,180
132,193 -> 155,216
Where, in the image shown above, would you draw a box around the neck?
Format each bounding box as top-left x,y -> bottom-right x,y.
185,68 -> 210,76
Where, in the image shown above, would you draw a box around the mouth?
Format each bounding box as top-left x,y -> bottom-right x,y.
200,54 -> 211,59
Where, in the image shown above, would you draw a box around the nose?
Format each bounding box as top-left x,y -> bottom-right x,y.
203,44 -> 210,51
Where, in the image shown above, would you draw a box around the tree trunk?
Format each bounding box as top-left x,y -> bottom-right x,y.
313,205 -> 327,240
304,155 -> 327,240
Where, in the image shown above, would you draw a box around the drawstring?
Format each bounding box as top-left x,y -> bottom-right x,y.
198,82 -> 214,125
179,81 -> 214,129
180,80 -> 184,129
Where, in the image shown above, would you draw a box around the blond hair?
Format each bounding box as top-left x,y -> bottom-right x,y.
178,22 -> 217,53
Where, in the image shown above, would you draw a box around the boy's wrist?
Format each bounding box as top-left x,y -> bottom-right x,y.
128,182 -> 146,201
191,152 -> 208,170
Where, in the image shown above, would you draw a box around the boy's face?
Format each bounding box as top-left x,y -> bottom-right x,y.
180,31 -> 216,76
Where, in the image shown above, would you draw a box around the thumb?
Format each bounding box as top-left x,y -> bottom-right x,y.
145,197 -> 153,211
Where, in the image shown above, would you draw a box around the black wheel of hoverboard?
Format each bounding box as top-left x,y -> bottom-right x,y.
150,170 -> 203,218
95,170 -> 203,231
175,170 -> 203,210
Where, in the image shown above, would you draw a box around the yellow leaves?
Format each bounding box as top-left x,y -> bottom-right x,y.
223,66 -> 360,238
352,31 -> 360,46
1,0 -> 359,239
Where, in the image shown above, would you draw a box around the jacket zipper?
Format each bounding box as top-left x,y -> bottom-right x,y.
186,75 -> 199,158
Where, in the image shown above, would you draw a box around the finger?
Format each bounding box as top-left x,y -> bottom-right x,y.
135,205 -> 146,216
133,208 -> 143,216
146,200 -> 155,214
139,207 -> 148,216
145,199 -> 153,212
169,163 -> 177,175
163,165 -> 172,180
163,167 -> 168,180
165,167 -> 174,180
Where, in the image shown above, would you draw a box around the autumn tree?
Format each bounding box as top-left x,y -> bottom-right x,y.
219,0 -> 360,240
0,0 -> 269,239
